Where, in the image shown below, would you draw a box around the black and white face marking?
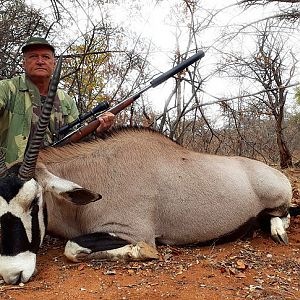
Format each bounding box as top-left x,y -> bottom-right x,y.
0,171 -> 46,284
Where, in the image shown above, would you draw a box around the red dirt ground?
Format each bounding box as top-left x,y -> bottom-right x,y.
1,169 -> 300,300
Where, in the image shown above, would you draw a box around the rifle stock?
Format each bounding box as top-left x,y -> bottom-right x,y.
53,50 -> 205,146
66,118 -> 100,143
67,92 -> 143,144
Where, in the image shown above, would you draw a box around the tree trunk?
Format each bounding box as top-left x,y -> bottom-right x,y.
275,120 -> 293,168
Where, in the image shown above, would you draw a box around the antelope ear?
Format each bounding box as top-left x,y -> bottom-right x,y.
35,164 -> 102,205
60,188 -> 101,205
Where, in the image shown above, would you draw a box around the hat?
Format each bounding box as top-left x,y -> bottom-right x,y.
21,37 -> 55,53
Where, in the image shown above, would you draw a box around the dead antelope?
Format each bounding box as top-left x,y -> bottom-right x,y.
0,65 -> 293,285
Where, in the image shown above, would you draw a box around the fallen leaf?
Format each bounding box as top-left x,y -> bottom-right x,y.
236,260 -> 247,270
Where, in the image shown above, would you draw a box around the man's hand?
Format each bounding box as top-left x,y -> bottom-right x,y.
95,112 -> 115,134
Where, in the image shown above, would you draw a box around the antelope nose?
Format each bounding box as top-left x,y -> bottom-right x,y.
4,269 -> 34,285
4,271 -> 23,285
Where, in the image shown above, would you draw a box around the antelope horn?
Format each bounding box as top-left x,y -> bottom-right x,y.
18,56 -> 63,181
0,149 -> 7,178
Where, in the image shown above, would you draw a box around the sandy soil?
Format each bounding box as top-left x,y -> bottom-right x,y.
1,169 -> 300,300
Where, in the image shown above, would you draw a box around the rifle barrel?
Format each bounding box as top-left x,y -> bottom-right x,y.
150,51 -> 205,87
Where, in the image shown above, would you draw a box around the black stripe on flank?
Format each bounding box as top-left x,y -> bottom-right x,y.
165,206 -> 288,248
0,212 -> 30,255
70,232 -> 129,252
156,217 -> 260,248
200,217 -> 259,246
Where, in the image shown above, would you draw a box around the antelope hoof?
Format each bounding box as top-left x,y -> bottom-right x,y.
131,241 -> 159,260
281,214 -> 290,229
64,240 -> 92,262
270,217 -> 289,245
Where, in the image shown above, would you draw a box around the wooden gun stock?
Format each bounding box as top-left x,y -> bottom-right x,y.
67,118 -> 100,143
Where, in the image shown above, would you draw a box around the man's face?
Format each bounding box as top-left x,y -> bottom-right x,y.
23,46 -> 55,80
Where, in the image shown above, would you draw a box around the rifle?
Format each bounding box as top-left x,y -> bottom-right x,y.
52,50 -> 205,147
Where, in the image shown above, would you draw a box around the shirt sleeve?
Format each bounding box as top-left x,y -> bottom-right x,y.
0,80 -> 9,114
68,95 -> 79,122
58,90 -> 79,124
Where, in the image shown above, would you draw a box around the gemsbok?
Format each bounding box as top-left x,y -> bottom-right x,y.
0,59 -> 292,284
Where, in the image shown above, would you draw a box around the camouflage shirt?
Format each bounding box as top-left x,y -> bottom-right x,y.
0,74 -> 79,163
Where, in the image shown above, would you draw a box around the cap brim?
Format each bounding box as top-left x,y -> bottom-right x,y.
22,44 -> 55,53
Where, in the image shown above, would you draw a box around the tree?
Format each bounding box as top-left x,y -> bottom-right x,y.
238,0 -> 300,21
218,20 -> 296,168
62,29 -> 152,122
61,33 -> 111,113
296,87 -> 300,105
154,1 -> 207,144
36,0 -> 154,126
0,0 -> 49,79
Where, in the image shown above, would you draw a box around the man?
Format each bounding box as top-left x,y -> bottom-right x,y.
0,37 -> 115,163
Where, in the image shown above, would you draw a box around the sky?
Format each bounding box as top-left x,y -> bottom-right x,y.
26,0 -> 300,114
